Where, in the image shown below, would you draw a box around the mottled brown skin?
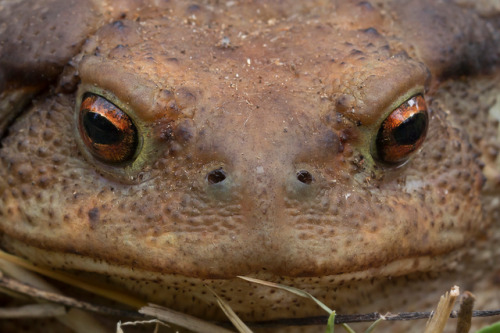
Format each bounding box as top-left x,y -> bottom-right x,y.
0,0 -> 500,332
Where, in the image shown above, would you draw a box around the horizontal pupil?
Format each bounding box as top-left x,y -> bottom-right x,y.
83,111 -> 122,145
393,112 -> 426,145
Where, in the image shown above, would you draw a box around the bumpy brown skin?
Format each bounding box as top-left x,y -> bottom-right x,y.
0,0 -> 499,332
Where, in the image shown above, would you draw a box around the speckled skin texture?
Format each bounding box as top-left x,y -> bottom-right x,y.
0,0 -> 499,332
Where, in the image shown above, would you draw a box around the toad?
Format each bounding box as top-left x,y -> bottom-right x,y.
0,0 -> 499,332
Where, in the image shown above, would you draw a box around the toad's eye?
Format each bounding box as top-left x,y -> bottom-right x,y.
375,95 -> 428,164
78,93 -> 138,164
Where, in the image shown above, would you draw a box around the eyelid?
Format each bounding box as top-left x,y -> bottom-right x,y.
79,56 -> 166,121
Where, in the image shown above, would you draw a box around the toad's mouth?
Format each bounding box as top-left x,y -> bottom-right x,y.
0,226 -> 466,280
0,239 -> 463,299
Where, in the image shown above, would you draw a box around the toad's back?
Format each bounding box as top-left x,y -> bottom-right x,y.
0,0 -> 500,332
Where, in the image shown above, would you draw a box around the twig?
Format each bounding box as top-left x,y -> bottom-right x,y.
244,309 -> 500,327
117,319 -> 170,333
0,303 -> 66,318
424,286 -> 460,333
140,304 -> 235,333
0,274 -> 144,319
456,292 -> 475,333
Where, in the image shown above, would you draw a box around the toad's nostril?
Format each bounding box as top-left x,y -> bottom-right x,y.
296,170 -> 314,184
207,168 -> 227,184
